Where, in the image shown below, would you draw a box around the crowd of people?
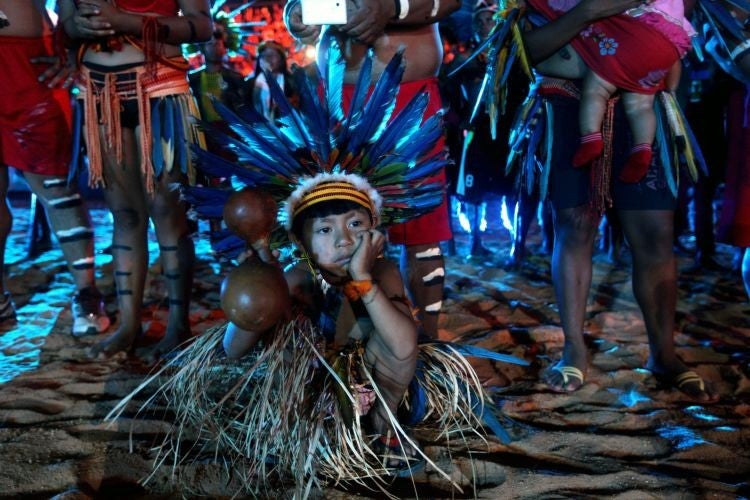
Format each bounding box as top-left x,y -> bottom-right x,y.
1,0 -> 749,493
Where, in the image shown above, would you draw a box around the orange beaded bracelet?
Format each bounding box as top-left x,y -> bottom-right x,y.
343,279 -> 373,301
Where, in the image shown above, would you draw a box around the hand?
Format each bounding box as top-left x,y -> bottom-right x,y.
73,0 -> 119,38
338,0 -> 392,45
236,245 -> 279,265
31,55 -> 78,89
348,229 -> 385,281
284,0 -> 321,45
577,0 -> 649,21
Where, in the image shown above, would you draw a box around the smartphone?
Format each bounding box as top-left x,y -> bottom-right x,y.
300,0 -> 347,25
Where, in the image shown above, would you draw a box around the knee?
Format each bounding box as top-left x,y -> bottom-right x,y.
111,207 -> 145,231
553,209 -> 598,247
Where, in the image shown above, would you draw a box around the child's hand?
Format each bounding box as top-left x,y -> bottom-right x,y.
348,229 -> 385,281
236,246 -> 280,265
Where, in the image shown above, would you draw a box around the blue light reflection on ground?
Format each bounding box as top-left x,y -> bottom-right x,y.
656,425 -> 707,451
0,305 -> 61,384
608,387 -> 652,407
685,406 -> 721,422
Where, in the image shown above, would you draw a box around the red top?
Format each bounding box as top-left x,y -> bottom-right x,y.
114,0 -> 179,17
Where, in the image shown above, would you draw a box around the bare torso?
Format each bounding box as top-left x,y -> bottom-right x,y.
81,12 -> 181,66
0,0 -> 52,37
534,44 -> 588,80
337,24 -> 443,84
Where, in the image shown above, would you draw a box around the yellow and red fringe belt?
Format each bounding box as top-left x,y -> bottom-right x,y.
77,57 -> 204,192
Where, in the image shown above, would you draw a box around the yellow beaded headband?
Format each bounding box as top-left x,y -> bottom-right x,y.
293,182 -> 375,219
283,173 -> 383,230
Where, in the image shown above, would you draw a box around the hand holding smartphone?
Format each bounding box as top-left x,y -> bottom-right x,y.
300,0 -> 347,25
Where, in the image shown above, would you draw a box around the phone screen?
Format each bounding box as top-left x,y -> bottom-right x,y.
300,0 -> 347,25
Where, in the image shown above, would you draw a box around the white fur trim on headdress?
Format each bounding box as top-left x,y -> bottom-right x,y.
281,173 -> 383,230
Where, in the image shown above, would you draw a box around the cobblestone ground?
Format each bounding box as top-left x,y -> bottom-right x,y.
1,197 -> 748,499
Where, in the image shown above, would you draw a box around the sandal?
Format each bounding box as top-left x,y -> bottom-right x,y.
652,370 -> 719,404
370,431 -> 425,477
543,361 -> 586,393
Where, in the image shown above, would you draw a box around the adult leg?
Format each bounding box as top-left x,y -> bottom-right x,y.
0,166 -> 16,323
573,71 -> 615,167
543,205 -> 599,391
92,127 -> 149,355
400,243 -> 444,339
619,92 -> 657,183
618,209 -> 716,401
142,163 -> 195,359
23,171 -> 109,336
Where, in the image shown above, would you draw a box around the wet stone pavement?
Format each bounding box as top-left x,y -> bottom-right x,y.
0,196 -> 749,499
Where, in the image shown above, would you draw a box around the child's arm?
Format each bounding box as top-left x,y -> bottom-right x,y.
349,231 -> 418,361
523,0 -> 644,63
223,256 -> 309,360
665,60 -> 681,92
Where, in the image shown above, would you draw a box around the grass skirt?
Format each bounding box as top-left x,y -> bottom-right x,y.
109,318 -> 520,497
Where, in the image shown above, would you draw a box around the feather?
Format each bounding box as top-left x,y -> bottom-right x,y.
182,185 -> 232,219
446,343 -> 529,366
151,99 -> 163,179
68,99 -> 84,185
324,36 -> 345,128
366,90 -> 429,167
173,95 -> 188,174
345,47 -> 405,158
539,100 -> 553,201
161,97 -> 175,173
655,103 -> 678,197
263,67 -> 316,154
698,0 -> 747,41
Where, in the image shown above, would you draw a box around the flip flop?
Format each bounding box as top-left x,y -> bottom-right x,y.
544,361 -> 586,393
653,370 -> 719,404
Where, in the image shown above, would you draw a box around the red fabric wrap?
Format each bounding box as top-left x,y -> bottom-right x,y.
114,0 -> 179,16
342,77 -> 452,246
528,0 -> 680,94
0,35 -> 71,175
717,84 -> 750,247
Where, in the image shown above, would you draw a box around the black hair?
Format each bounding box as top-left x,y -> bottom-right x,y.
291,200 -> 373,242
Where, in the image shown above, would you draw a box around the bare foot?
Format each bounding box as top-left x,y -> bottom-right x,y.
646,359 -> 719,404
88,328 -> 140,358
136,324 -> 192,364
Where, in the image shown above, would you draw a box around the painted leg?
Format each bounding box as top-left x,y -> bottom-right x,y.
401,244 -> 444,339
24,173 -> 109,336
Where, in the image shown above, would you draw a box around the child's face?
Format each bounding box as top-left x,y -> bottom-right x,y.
301,208 -> 373,278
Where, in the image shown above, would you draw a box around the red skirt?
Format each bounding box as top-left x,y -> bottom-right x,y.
0,35 -> 71,175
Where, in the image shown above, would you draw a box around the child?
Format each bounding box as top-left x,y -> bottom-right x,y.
109,34 -> 528,497
223,177 -> 421,463
533,0 -> 695,183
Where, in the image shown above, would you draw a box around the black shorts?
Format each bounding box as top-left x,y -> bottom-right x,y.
546,90 -> 677,211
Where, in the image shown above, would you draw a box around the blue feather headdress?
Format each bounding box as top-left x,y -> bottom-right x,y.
185,31 -> 448,252
183,1 -> 265,58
